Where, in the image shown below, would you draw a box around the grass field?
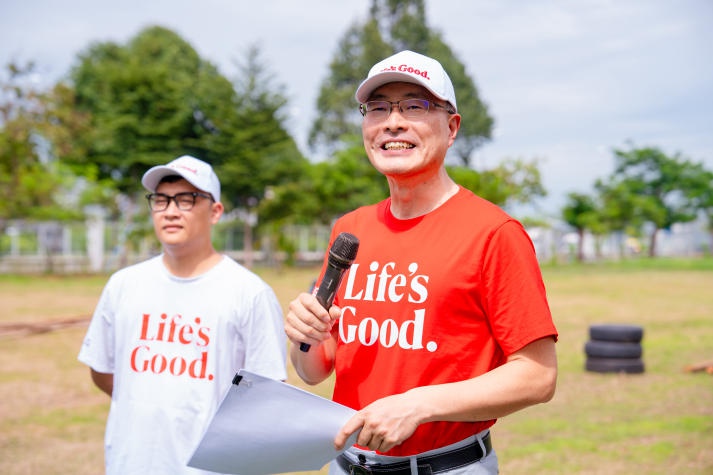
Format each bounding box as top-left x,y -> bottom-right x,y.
1,258 -> 712,474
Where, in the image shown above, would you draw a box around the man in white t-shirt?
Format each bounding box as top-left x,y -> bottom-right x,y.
79,155 -> 287,475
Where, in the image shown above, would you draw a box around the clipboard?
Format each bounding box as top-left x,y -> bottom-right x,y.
188,369 -> 358,474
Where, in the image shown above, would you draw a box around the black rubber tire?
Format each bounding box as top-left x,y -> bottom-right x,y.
584,340 -> 642,359
589,324 -> 643,343
585,357 -> 645,374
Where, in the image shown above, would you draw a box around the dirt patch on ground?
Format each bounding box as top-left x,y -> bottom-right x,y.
0,275 -> 103,339
0,316 -> 91,338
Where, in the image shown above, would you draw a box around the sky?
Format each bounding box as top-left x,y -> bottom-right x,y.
2,0 -> 712,216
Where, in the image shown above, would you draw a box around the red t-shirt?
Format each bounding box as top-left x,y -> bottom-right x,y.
320,187 -> 557,456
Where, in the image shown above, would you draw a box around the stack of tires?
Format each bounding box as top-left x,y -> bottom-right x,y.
585,324 -> 645,374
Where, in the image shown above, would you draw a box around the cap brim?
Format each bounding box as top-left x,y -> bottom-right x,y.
142,166 -> 181,193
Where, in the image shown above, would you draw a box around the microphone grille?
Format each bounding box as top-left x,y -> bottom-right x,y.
330,232 -> 360,265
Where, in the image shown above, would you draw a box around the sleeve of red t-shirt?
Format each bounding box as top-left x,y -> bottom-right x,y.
479,220 -> 558,355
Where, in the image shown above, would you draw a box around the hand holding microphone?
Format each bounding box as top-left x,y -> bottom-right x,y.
299,232 -> 360,352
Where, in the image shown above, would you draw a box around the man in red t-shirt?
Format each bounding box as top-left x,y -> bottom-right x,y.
285,50 -> 558,475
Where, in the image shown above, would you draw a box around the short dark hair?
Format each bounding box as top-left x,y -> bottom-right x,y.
157,175 -> 185,186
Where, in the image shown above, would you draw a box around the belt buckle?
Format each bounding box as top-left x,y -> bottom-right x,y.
349,464 -> 372,475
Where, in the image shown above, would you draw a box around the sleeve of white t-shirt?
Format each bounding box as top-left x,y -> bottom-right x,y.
77,276 -> 116,373
241,286 -> 288,381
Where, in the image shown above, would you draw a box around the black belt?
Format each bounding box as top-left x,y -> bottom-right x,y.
337,432 -> 492,475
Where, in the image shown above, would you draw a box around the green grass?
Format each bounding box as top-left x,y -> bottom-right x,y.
1,259 -> 712,474
492,257 -> 713,474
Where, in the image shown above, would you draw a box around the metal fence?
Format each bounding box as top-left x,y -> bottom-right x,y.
0,218 -> 332,274
1,216 -> 710,274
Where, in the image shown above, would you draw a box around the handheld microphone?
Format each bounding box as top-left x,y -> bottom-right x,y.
299,232 -> 360,352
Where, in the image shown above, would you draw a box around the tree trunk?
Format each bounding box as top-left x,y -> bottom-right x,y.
648,228 -> 659,257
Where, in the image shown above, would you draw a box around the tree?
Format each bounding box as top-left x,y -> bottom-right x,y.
447,158 -> 546,209
424,37 -> 493,167
63,26 -> 240,196
219,44 -> 309,259
603,144 -> 707,257
221,44 -> 307,213
45,28 -> 309,265
593,179 -> 648,258
687,168 -> 713,254
562,192 -> 598,262
307,20 -> 391,156
41,81 -> 118,213
261,138 -> 389,226
298,0 -> 517,229
42,26 -> 247,264
0,62 -> 79,227
309,0 -> 493,167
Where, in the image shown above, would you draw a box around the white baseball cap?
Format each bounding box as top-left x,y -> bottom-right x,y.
142,155 -> 221,202
355,50 -> 458,112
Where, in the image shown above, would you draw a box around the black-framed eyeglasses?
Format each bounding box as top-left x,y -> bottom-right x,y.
359,98 -> 455,120
145,192 -> 214,212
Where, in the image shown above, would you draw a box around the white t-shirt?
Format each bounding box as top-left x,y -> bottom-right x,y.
78,255 -> 287,475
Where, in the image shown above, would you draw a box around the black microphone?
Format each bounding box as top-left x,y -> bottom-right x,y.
299,232 -> 360,352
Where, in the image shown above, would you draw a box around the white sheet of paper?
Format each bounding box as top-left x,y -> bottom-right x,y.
188,369 -> 358,475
